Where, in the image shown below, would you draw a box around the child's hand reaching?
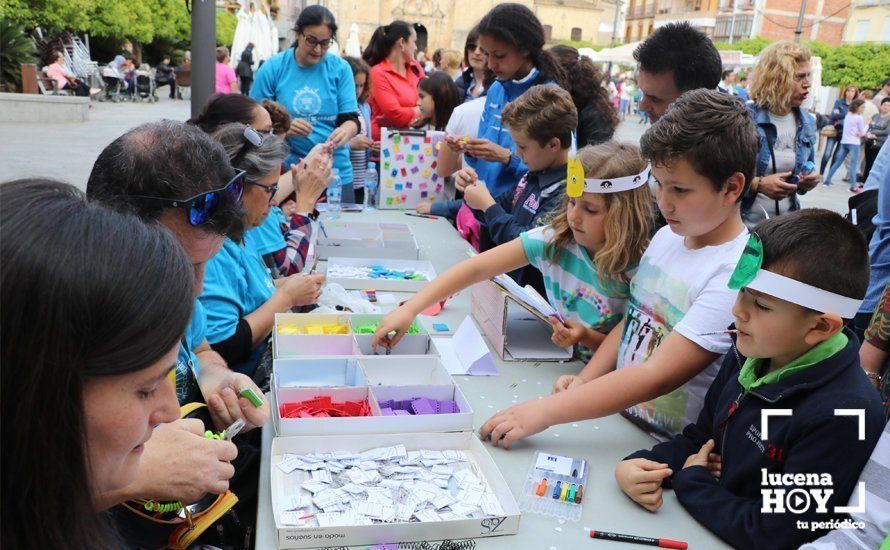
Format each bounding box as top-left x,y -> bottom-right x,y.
454,167 -> 478,192
683,439 -> 717,472
463,181 -> 496,211
479,399 -> 555,449
552,374 -> 585,393
614,459 -> 673,512
549,317 -> 586,348
416,203 -> 432,215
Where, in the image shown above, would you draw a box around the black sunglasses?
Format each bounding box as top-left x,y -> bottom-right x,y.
130,170 -> 245,226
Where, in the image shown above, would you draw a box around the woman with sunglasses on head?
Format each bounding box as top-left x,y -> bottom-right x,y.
453,27 -> 494,103
251,5 -> 360,203
201,123 -> 326,376
363,20 -> 427,142
190,93 -> 333,277
1,179 -> 192,549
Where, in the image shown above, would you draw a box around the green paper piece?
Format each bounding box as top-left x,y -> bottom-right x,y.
354,322 -> 421,335
728,233 -> 763,290
394,135 -> 401,144
239,387 -> 264,407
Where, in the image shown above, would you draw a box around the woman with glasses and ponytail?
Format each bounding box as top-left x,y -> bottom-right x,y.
201,124 -> 326,376
363,20 -> 427,142
251,5 -> 360,202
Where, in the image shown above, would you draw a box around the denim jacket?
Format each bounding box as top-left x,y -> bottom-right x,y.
742,101 -> 817,219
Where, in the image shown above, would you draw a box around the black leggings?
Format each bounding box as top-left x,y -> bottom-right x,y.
63,78 -> 90,97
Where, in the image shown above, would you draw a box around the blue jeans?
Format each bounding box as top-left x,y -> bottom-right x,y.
825,143 -> 860,188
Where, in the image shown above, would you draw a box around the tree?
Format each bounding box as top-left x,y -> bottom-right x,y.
0,19 -> 38,91
821,43 -> 890,90
217,9 -> 237,48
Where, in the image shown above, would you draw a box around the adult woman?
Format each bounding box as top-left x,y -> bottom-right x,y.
363,20 -> 426,141
251,5 -> 359,202
46,50 -> 90,96
455,3 -> 566,197
200,124 -> 324,375
550,45 -> 618,147
190,93 -> 332,277
864,98 -> 890,181
453,26 -> 494,102
743,41 -> 820,227
820,84 -> 860,174
1,179 -> 191,548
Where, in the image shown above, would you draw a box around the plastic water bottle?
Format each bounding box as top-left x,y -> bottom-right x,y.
364,166 -> 378,210
326,168 -> 342,220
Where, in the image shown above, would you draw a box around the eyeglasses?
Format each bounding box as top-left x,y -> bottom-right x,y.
247,180 -> 279,202
130,170 -> 245,227
301,33 -> 333,49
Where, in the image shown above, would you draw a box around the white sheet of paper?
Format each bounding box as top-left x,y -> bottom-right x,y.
433,316 -> 497,376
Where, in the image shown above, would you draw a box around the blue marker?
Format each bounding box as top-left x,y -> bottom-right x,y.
551,480 -> 562,499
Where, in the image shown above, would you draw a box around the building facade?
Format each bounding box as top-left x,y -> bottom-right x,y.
277,0 -> 623,53
626,0 -> 849,46
843,0 -> 890,43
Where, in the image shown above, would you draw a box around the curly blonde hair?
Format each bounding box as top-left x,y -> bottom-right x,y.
749,41 -> 811,111
546,142 -> 652,287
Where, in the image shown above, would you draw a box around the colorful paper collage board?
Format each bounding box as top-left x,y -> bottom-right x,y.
378,128 -> 447,209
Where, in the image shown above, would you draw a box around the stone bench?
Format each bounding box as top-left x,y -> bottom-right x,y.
0,92 -> 89,123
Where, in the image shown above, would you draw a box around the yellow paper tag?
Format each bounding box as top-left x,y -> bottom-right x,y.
567,158 -> 585,197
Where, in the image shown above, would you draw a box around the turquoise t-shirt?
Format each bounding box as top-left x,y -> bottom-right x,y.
246,206 -> 287,256
174,299 -> 207,404
199,237 -> 276,374
250,49 -> 357,184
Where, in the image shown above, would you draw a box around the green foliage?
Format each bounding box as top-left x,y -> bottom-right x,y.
216,9 -> 237,48
712,37 -> 772,56
821,43 -> 890,90
2,0 -> 190,44
0,19 -> 38,91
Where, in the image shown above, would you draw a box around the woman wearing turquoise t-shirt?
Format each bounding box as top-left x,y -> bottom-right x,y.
201,123 -> 325,375
250,5 -> 360,202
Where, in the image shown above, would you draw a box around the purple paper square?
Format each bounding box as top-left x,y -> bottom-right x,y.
393,409 -> 411,416
380,408 -> 395,416
396,400 -> 413,411
411,398 -> 436,415
379,400 -> 394,409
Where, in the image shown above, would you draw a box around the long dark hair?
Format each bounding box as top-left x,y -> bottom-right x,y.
418,72 -> 461,130
188,93 -> 260,134
291,4 -> 338,48
476,3 -> 566,87
550,45 -> 618,131
362,20 -> 416,67
0,179 -> 194,550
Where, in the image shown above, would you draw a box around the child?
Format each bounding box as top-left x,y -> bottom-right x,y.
345,56 -> 376,204
616,209 -> 883,548
825,98 -> 867,191
477,89 -> 758,447
373,140 -> 652,363
455,84 -> 579,294
416,72 -> 462,131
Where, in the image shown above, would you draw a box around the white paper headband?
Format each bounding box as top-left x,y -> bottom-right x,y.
746,269 -> 863,318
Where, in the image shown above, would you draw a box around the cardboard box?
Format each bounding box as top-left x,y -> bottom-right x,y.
359,356 -> 454,386
470,281 -> 572,362
316,220 -> 419,260
272,378 -> 474,436
270,432 -> 521,548
274,313 -> 434,359
274,358 -> 368,388
325,257 -> 438,292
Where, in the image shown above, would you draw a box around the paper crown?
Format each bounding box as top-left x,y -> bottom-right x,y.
566,132 -> 652,197
728,233 -> 863,318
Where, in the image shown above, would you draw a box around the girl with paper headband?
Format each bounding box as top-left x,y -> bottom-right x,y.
373,141 -> 652,361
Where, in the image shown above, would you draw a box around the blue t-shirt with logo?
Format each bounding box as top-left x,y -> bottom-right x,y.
251,49 -> 357,184
199,237 -> 276,374
246,205 -> 287,256
175,298 -> 207,404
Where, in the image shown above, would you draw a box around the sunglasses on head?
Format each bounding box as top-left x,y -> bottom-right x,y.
231,126 -> 269,168
131,170 -> 245,227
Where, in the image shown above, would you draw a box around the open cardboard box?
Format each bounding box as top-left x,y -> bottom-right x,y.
274,313 -> 433,358
316,220 -> 420,260
325,256 -> 438,292
470,281 -> 572,362
270,432 -> 521,548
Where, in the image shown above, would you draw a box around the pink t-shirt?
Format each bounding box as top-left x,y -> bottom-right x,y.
46,62 -> 70,90
215,62 -> 236,94
841,113 -> 867,145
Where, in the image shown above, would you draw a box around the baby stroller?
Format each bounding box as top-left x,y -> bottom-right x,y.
98,66 -> 125,102
133,71 -> 158,102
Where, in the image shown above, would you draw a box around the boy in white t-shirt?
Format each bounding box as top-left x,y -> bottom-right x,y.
480,89 -> 760,447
